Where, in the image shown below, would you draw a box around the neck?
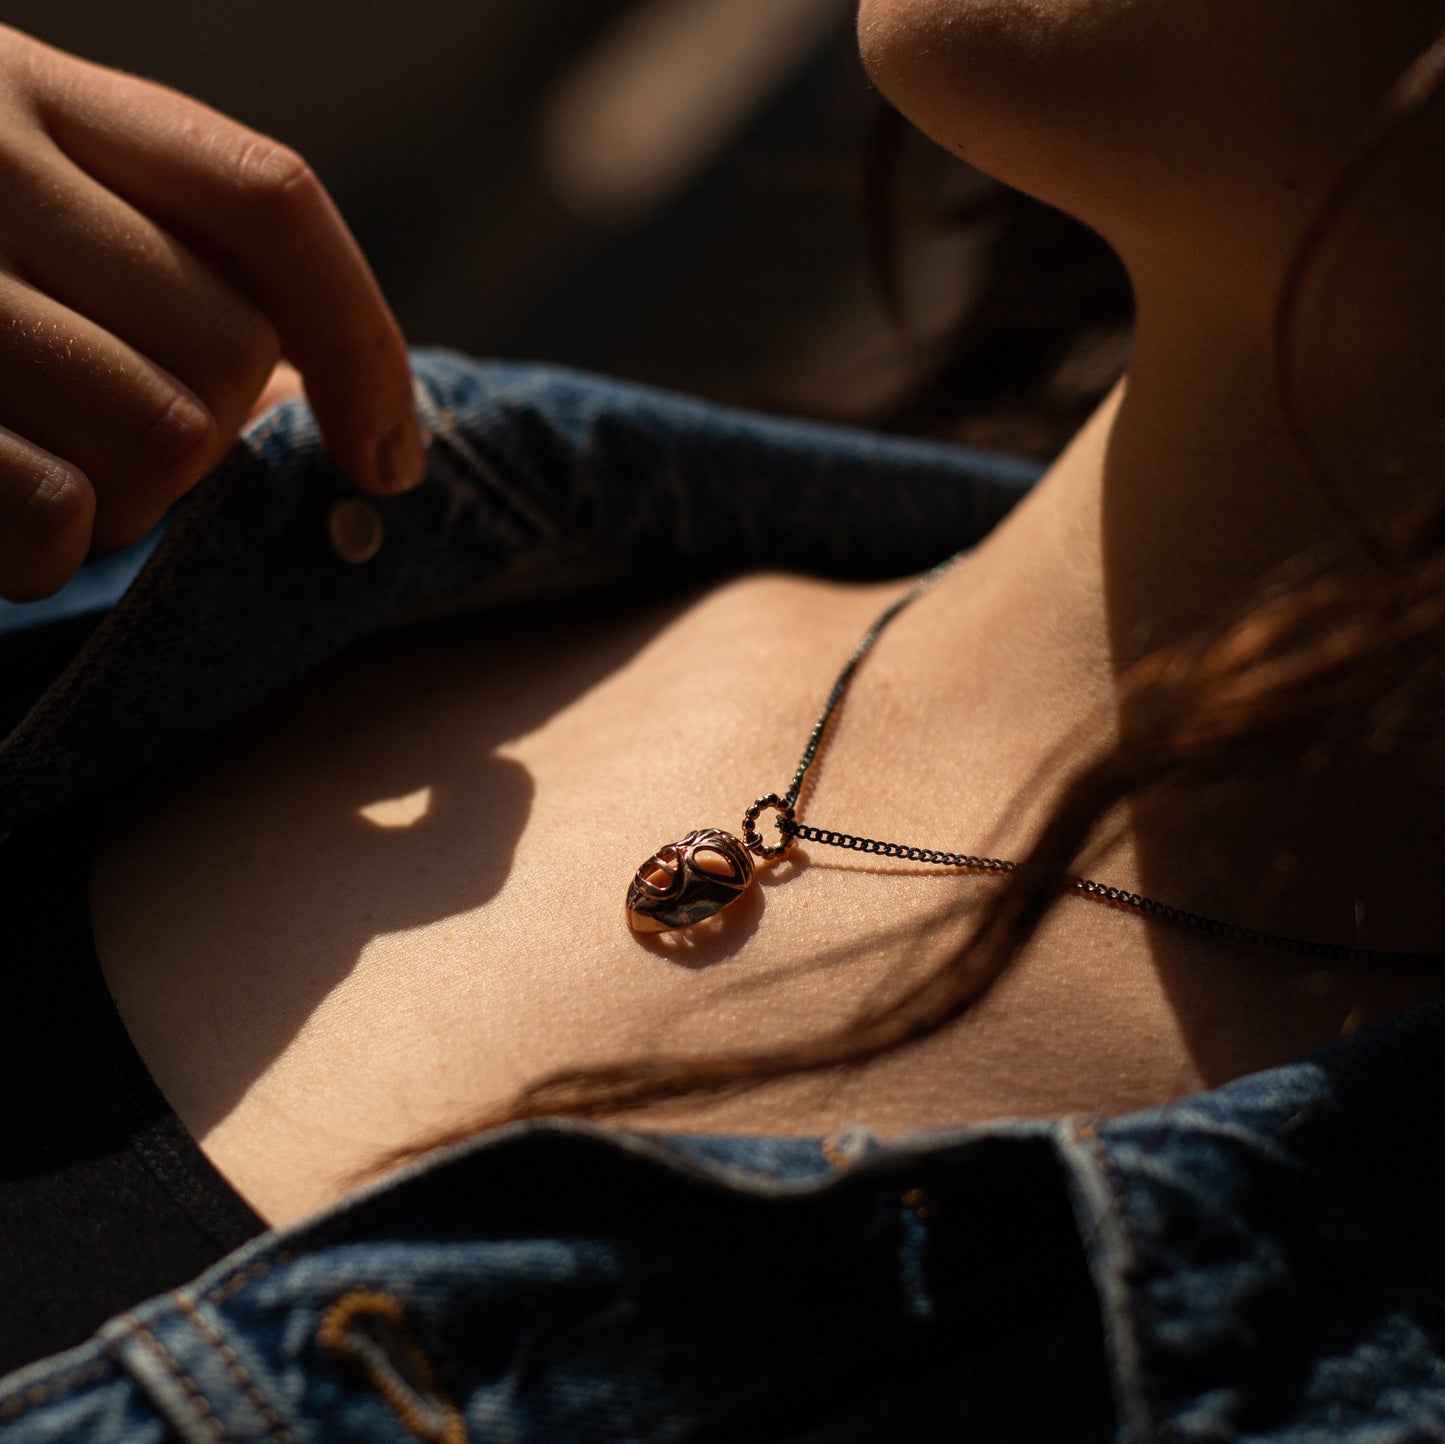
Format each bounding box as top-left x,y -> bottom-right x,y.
1029,285 -> 1373,677
923,272 -> 1445,957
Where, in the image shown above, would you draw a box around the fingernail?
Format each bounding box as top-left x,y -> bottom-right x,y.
375,413 -> 426,493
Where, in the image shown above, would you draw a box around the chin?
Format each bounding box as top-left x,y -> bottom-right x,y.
856,0 -> 1115,217
856,0 -> 1445,251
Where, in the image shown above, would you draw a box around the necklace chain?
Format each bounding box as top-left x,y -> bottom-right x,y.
761,550 -> 1444,970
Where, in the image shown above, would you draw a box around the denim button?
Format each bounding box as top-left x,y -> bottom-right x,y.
327,498 -> 384,563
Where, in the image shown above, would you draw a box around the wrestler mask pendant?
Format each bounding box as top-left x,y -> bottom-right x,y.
624,828 -> 755,933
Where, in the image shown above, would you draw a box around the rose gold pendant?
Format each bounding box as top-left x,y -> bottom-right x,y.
624,828 -> 755,932
625,796 -> 795,933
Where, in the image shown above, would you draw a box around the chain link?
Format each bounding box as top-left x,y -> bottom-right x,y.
758,548 -> 1445,969
782,551 -> 966,811
778,819 -> 1439,967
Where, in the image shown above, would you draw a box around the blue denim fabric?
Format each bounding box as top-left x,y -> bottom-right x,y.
3,351 -> 1443,1441
0,350 -> 1037,842
0,529 -> 161,636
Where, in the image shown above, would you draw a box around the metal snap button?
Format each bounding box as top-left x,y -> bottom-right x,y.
327,497 -> 385,564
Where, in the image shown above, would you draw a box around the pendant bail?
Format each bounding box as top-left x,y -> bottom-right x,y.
742,794 -> 796,860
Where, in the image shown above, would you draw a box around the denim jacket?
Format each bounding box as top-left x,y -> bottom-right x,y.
2,351 -> 1444,1443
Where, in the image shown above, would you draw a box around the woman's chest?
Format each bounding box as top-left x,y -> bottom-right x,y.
91,576 -> 1026,1220
88,572 -> 1407,1226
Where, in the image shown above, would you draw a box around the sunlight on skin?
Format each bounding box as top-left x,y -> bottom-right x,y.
357,785 -> 434,829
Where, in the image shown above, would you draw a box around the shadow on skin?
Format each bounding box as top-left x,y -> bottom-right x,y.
632,880 -> 767,969
1094,420 -> 1445,1089
91,593 -> 694,1142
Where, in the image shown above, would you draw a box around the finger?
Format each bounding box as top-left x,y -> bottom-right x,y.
0,270 -> 222,552
5,153 -> 280,443
0,426 -> 95,601
36,58 -> 423,494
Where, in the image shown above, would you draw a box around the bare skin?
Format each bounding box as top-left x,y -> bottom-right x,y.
93,410 -> 1445,1226
93,1 -> 1445,1226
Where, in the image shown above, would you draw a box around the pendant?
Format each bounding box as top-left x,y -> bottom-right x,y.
625,796 -> 795,933
625,828 -> 755,932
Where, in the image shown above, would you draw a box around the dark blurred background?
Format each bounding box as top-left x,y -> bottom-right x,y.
0,0 -> 1132,459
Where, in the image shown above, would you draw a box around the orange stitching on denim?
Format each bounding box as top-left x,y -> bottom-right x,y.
204,1253 -> 291,1308
1073,1114 -> 1170,1442
317,1288 -> 469,1444
1073,1118 -> 1142,1257
175,1296 -> 294,1444
0,1359 -> 108,1422
126,1318 -> 231,1444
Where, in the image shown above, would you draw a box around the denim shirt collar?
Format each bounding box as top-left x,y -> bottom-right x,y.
1080,992 -> 1445,1440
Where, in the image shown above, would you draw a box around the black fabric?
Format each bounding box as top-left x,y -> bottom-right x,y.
0,614 -> 102,740
0,806 -> 265,1376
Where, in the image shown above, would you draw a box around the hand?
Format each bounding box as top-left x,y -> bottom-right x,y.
0,25 -> 423,601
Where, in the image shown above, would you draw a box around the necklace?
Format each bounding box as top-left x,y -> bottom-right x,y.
623,551 -> 1441,968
